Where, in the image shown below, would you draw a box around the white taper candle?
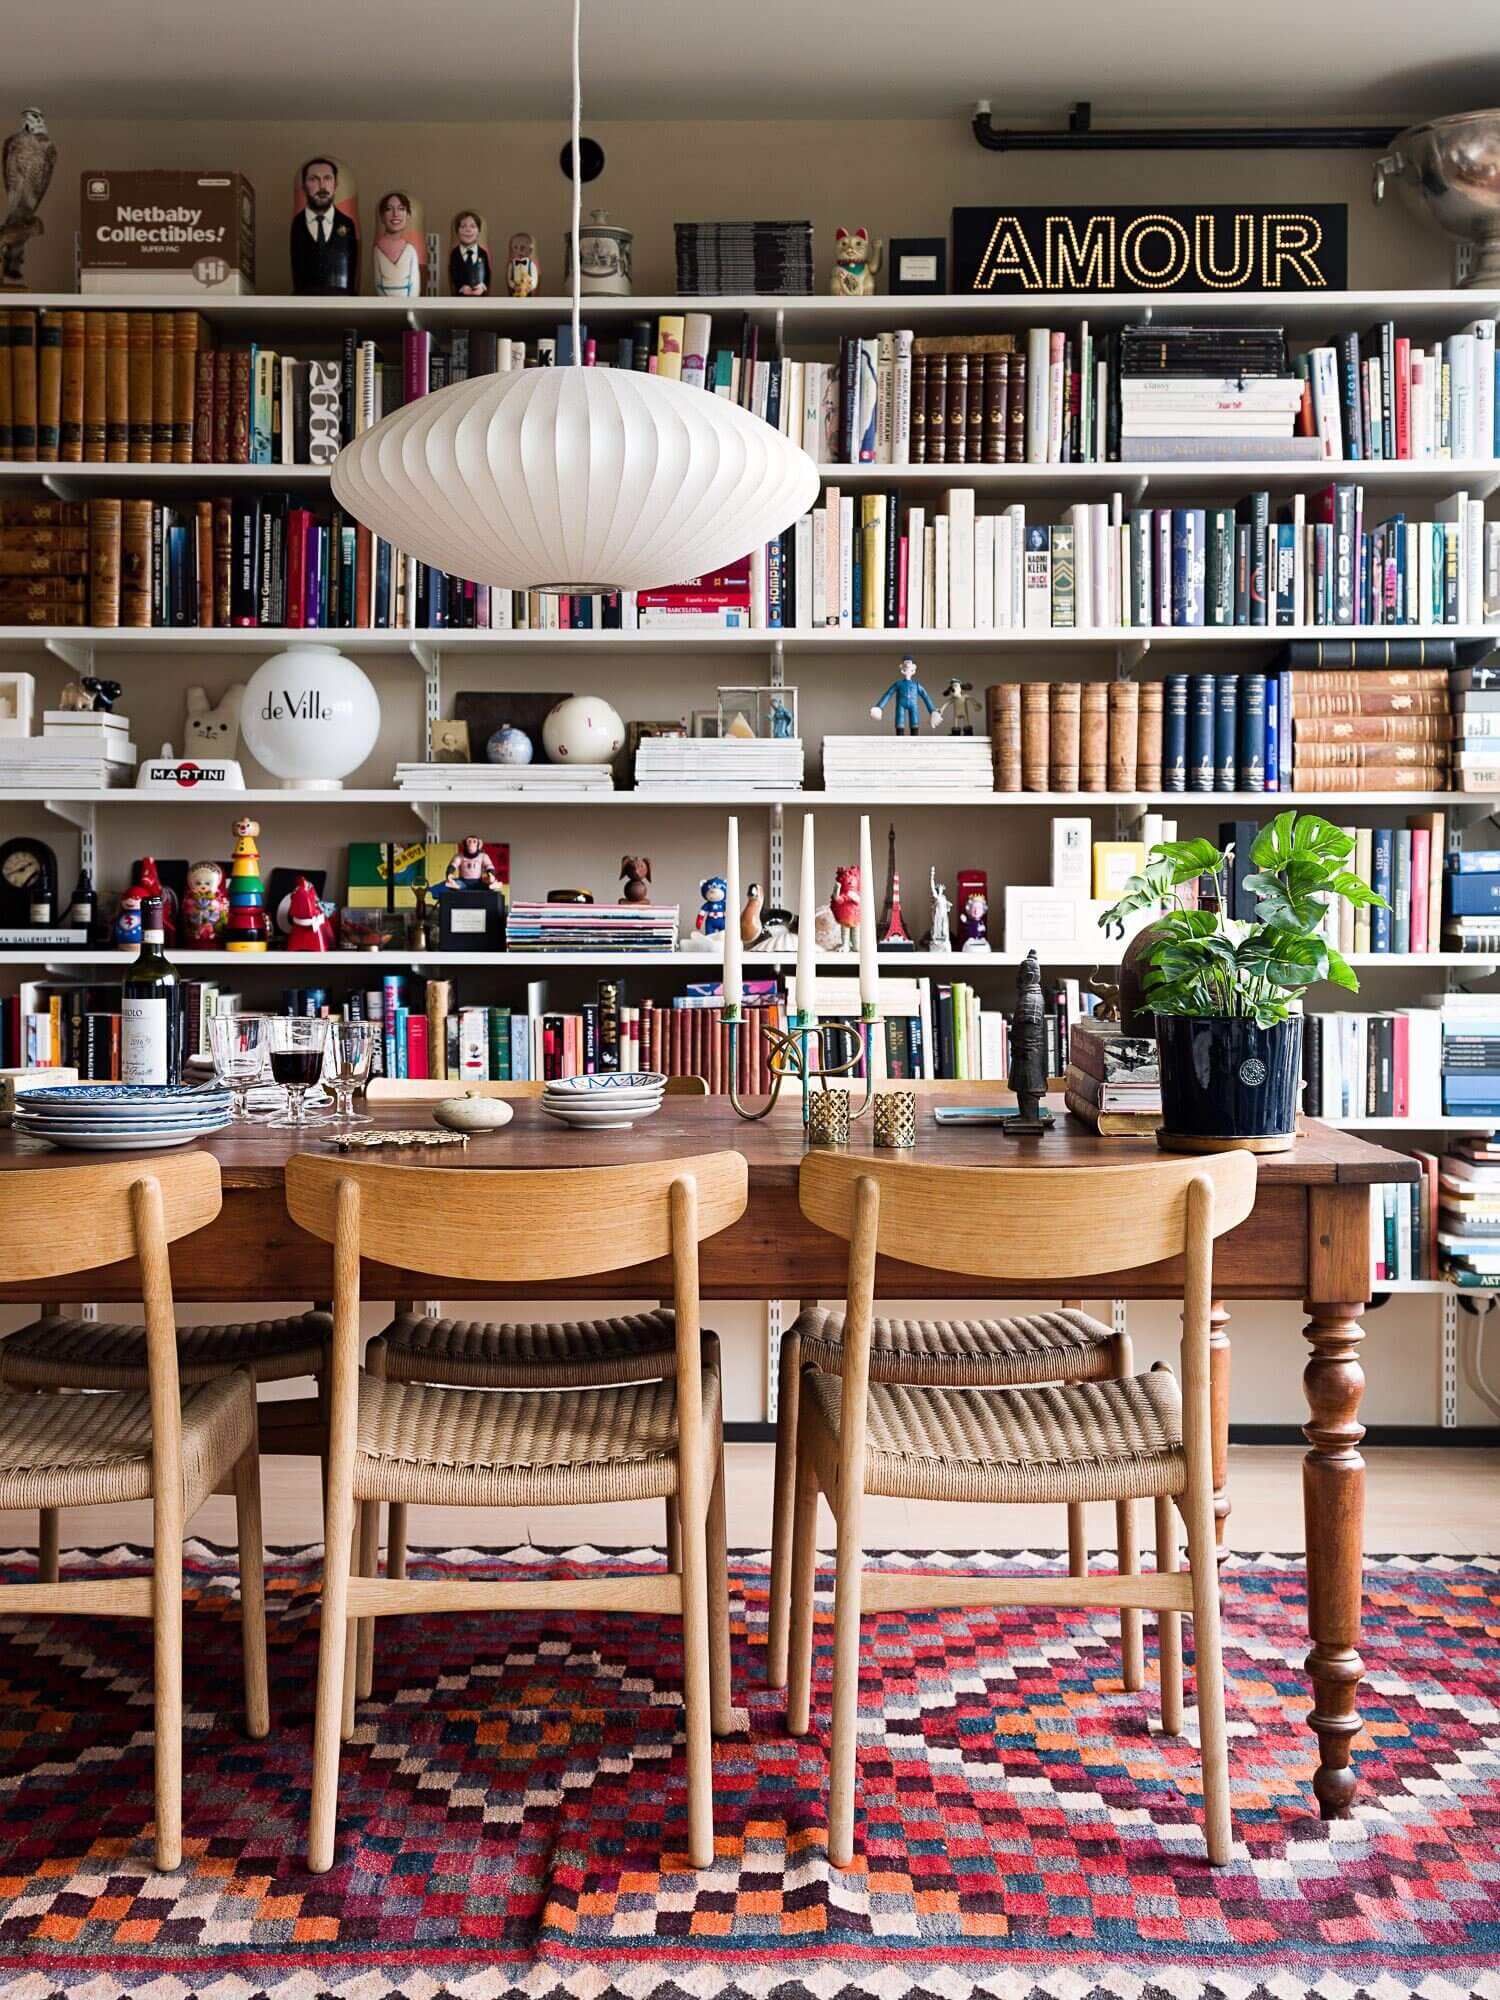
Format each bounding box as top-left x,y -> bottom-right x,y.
858,814 -> 879,1013
797,812 -> 817,1025
723,816 -> 743,1008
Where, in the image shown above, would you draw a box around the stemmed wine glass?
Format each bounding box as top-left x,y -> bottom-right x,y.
324,1019 -> 376,1124
268,1015 -> 330,1127
208,1012 -> 273,1122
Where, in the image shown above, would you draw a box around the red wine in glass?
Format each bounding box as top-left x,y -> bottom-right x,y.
270,1049 -> 324,1089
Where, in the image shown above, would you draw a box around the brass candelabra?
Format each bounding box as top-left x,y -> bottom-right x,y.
721,1003 -> 878,1124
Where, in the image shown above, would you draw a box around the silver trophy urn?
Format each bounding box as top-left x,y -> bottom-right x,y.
1373,110 -> 1500,287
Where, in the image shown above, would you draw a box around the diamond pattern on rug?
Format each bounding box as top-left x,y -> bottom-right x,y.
0,1545 -> 1494,1999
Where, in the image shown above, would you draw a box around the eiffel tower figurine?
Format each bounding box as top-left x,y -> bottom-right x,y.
877,821 -> 915,950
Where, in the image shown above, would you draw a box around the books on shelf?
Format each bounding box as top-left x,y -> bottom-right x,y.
821,734 -> 994,792
673,222 -> 814,297
392,762 -> 614,793
504,902 -> 681,953
1437,1135 -> 1500,1285
1302,1008 -> 1444,1122
1063,1016 -> 1163,1133
632,736 -> 804,792
1439,993 -> 1500,1119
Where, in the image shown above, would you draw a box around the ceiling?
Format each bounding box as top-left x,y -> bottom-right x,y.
10,0 -> 1500,122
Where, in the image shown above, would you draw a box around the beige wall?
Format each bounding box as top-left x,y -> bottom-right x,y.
4,111 -> 1491,1429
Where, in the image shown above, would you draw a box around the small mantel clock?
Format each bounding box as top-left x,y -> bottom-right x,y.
0,837 -> 58,928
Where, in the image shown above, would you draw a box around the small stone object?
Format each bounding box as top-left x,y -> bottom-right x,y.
432,1092 -> 514,1133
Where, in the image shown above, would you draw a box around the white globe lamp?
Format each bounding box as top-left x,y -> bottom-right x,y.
240,644 -> 382,791
543,694 -> 624,764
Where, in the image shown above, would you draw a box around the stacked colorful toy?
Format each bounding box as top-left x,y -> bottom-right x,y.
224,816 -> 270,953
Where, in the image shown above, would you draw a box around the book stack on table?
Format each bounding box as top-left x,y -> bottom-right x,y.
1438,1133 -> 1500,1288
1063,1017 -> 1162,1135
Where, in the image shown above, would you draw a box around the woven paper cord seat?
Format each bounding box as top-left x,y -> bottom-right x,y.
0,1311 -> 332,1391
353,1368 -> 721,1511
790,1303 -> 1117,1387
0,1373 -> 255,1516
803,1370 -> 1186,1507
371,1308 -> 678,1388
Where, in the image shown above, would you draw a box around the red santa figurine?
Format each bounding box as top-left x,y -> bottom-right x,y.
285,875 -> 334,952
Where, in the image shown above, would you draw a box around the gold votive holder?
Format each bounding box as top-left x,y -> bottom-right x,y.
806,1088 -> 851,1148
873,1089 -> 917,1150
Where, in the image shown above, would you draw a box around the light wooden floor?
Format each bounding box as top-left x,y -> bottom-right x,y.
4,1444 -> 1496,1557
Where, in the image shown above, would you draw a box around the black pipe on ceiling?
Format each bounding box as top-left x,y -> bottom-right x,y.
972,101 -> 1404,153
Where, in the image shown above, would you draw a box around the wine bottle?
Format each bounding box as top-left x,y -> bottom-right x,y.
66,867 -> 95,934
121,896 -> 181,1085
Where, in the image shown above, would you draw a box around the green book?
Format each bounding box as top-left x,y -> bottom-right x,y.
1050,524 -> 1075,629
1205,506 -> 1236,626
487,1007 -> 512,1081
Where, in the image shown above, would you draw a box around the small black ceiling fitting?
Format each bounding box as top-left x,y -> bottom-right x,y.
560,136 -> 606,182
971,100 -> 1403,153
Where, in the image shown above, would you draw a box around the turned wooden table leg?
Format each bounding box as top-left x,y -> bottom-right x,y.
1209,1300 -> 1231,1557
1301,1295 -> 1367,1820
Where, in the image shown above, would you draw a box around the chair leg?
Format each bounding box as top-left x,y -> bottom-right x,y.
705,1433 -> 735,1738
765,1325 -> 803,1690
387,1502 -> 408,1580
354,1500 -> 378,1701
1154,1492 -> 1183,1736
233,1420 -> 270,1742
785,1439 -> 820,1738
826,1477 -> 866,1872
307,1475 -> 356,1874
1066,1502 -> 1087,1577
38,1508 -> 59,1584
1182,1486 -> 1232,1865
676,1458 -> 715,1870
151,1525 -> 183,1872
1116,1499 -> 1144,1693
664,1495 -> 682,1574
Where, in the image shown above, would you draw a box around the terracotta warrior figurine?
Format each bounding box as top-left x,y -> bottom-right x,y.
1005,948 -> 1050,1137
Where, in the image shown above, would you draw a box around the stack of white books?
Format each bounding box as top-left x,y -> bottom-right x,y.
634,737 -> 803,793
821,735 -> 994,792
0,711 -> 137,790
393,762 -> 614,793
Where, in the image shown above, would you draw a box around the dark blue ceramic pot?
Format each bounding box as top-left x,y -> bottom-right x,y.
1155,1014 -> 1303,1149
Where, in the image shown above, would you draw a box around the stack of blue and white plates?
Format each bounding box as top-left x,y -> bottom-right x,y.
540,1071 -> 668,1129
13,1083 -> 233,1151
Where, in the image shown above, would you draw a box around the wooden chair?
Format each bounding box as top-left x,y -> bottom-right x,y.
366,1075 -> 709,1102
786,1149 -> 1256,1869
284,1148 -> 749,1874
354,1068 -> 708,1676
0,1154 -> 268,1871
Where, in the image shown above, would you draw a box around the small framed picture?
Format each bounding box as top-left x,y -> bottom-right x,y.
0,671 -> 36,738
691,709 -> 721,739
429,717 -> 469,763
889,237 -> 947,295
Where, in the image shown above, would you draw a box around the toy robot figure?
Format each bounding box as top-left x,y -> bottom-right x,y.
938,676 -> 979,736
696,875 -> 727,937
871,655 -> 940,736
770,695 -> 794,739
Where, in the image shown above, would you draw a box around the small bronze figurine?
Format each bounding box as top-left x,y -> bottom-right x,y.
620,855 -> 652,903
1004,949 -> 1050,1137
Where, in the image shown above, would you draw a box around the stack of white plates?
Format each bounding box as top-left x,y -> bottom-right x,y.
541,1072 -> 668,1129
14,1083 -> 233,1151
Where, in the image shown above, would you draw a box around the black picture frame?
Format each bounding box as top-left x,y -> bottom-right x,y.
438,888 -> 506,952
889,237 -> 947,296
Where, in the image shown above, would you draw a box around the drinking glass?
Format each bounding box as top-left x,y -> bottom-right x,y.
268,1015 -> 331,1126
208,1011 -> 273,1122
324,1019 -> 376,1124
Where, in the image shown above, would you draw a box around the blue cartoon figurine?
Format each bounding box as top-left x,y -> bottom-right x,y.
696,875 -> 727,937
871,654 -> 940,736
770,695 -> 794,739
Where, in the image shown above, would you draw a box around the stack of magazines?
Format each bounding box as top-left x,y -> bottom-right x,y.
505,901 -> 680,953
674,220 -> 814,295
821,735 -> 995,792
393,762 -> 614,794
634,736 -> 803,793
1118,323 -> 1317,462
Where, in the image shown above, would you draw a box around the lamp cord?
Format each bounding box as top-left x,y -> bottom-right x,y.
570,0 -> 582,367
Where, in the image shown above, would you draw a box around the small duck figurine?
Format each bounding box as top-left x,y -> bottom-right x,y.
739,881 -> 764,945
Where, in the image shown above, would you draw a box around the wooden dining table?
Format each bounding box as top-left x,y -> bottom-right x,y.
0,1092 -> 1415,1825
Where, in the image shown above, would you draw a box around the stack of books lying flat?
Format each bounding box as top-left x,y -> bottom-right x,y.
393,763 -> 614,793
1063,1017 -> 1163,1134
505,902 -> 680,953
674,220 -> 814,296
633,737 -> 803,793
821,734 -> 995,792
0,709 -> 138,790
1118,323 -> 1319,462
1438,1133 -> 1500,1287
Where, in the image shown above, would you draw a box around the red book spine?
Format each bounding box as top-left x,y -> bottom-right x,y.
285,512 -> 307,628
1395,337 -> 1411,459
406,1015 -> 429,1081
1392,1012 -> 1409,1119
897,534 -> 909,627
193,348 -> 216,464
402,330 -> 431,403
1409,828 -> 1429,954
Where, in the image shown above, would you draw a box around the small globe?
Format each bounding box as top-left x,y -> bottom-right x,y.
542,694 -> 625,764
486,724 -> 534,766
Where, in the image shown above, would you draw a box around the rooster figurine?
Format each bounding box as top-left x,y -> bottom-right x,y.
286,875 -> 334,952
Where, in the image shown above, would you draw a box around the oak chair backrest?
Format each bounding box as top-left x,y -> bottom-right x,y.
366,1074 -> 708,1103
285,1149 -> 748,1285
798,1149 -> 1256,1280
0,1151 -> 222,1284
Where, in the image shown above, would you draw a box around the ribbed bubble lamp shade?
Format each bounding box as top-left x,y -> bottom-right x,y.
330,0 -> 819,594
330,365 -> 821,592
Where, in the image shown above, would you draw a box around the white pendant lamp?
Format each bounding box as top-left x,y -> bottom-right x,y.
330,0 -> 819,593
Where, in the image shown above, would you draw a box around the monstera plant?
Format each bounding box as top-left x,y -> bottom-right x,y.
1099,812 -> 1385,1152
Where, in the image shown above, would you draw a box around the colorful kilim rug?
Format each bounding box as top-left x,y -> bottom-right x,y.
0,1544 -> 1495,1999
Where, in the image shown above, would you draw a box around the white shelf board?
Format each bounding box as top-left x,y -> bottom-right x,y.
1369,1278 -> 1464,1293
2,622 -> 1494,657
8,458 -> 1499,500
1335,1116 -> 1499,1129
21,291 -> 1500,340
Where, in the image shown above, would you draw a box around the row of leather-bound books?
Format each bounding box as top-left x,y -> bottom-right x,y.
985,680 -> 1162,793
